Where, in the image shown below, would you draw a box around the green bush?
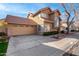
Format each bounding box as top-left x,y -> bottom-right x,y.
0,32 -> 7,36
43,31 -> 58,36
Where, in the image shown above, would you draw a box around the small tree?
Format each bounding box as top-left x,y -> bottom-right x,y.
61,3 -> 77,34
57,16 -> 62,34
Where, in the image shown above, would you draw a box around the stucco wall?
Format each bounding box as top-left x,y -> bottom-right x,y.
44,22 -> 52,32
29,15 -> 45,33
28,13 -> 56,32
7,26 -> 37,36
29,15 -> 44,25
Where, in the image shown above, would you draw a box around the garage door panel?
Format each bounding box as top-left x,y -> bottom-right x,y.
7,26 -> 36,36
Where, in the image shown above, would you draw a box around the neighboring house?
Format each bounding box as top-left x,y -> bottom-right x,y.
72,21 -> 79,31
60,21 -> 67,31
0,7 -> 61,36
0,20 -> 6,32
28,7 -> 61,34
60,21 -> 78,31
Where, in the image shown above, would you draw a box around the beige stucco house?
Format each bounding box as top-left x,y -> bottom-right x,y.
0,7 -> 61,36
28,7 -> 61,34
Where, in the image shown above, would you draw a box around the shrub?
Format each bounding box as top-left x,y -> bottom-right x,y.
0,32 -> 7,36
71,30 -> 75,32
43,31 -> 58,36
61,30 -> 65,34
76,30 -> 79,32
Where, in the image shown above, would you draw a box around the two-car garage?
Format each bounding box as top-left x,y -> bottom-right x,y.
5,15 -> 37,36
7,25 -> 37,36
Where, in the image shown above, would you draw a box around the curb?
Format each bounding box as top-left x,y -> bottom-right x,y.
63,40 -> 79,55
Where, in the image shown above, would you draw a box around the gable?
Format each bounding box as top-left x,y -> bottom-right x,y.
33,7 -> 54,17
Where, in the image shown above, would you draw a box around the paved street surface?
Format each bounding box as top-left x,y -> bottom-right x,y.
6,33 -> 79,56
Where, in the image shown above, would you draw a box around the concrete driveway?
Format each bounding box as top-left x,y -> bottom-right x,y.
6,34 -> 79,56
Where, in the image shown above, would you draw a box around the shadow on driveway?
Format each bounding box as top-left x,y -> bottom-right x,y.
7,44 -> 67,56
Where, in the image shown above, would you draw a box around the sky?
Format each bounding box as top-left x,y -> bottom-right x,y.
0,3 -> 78,19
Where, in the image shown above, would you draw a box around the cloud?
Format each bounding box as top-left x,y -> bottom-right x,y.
0,4 -> 26,14
0,4 -> 50,15
0,4 -> 10,11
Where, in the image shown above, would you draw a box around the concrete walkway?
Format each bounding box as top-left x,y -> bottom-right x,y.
6,33 -> 79,56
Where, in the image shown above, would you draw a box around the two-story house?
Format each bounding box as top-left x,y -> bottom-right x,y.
28,7 -> 61,34
0,7 -> 61,36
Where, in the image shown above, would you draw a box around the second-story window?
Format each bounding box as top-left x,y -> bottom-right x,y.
39,13 -> 49,18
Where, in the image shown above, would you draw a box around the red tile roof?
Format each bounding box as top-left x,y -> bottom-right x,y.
54,10 -> 61,16
5,15 -> 37,25
33,7 -> 54,17
33,7 -> 61,17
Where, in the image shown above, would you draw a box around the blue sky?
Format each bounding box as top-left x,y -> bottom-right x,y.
0,3 -> 78,19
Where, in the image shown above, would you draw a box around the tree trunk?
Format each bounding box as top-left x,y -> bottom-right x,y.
66,15 -> 70,34
66,26 -> 70,34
